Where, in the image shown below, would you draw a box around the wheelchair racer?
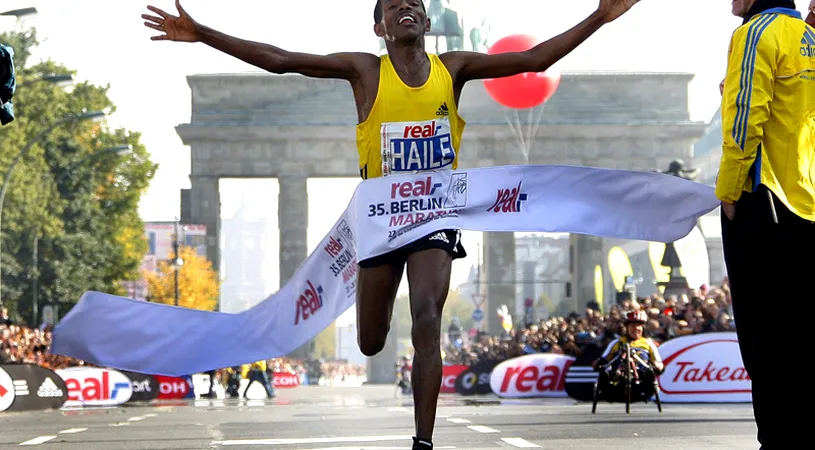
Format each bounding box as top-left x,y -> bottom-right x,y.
593,310 -> 664,384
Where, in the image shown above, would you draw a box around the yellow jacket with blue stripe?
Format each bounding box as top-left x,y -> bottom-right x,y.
717,7 -> 815,221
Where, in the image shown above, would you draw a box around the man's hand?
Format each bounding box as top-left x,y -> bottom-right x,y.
597,0 -> 642,24
142,0 -> 200,42
719,79 -> 725,95
722,201 -> 736,221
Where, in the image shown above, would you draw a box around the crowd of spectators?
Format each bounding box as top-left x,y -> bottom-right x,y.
441,281 -> 735,366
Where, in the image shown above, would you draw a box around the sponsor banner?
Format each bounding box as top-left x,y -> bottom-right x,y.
0,364 -> 67,412
122,371 -> 160,403
490,353 -> 575,398
52,165 -> 719,376
657,332 -> 751,403
272,372 -> 300,389
153,375 -> 194,400
440,365 -> 468,394
454,359 -> 498,396
564,344 -> 605,402
0,367 -> 16,412
56,367 -> 133,407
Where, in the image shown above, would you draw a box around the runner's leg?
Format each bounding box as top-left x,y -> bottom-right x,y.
356,261 -> 405,356
406,247 -> 453,442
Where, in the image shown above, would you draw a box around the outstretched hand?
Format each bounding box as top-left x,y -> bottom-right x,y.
142,0 -> 200,42
597,0 -> 642,23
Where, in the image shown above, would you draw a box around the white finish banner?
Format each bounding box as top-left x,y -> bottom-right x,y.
51,165 -> 720,376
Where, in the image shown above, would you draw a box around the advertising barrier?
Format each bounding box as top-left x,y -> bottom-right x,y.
440,365 -> 468,394
272,372 -> 300,389
122,371 -> 160,403
56,367 -> 133,407
153,375 -> 194,400
657,332 -> 751,403
0,367 -> 17,412
454,360 -> 498,396
490,353 -> 575,398
564,345 -> 605,402
0,364 -> 68,412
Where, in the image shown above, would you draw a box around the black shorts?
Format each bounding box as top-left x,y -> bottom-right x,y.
358,229 -> 467,268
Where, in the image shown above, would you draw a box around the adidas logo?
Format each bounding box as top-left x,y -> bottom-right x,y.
436,102 -> 449,116
37,378 -> 63,398
428,232 -> 449,244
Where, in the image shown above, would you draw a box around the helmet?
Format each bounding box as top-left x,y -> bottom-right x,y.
623,310 -> 648,324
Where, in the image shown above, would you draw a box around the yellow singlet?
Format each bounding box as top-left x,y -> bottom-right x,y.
356,53 -> 467,180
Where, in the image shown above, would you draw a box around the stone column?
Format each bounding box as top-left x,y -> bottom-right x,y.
189,175 -> 221,273
277,175 -> 311,359
569,234 -> 605,312
483,231 -> 516,336
277,175 -> 309,285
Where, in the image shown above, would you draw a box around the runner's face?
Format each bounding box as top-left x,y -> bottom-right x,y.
377,0 -> 429,43
731,0 -> 756,17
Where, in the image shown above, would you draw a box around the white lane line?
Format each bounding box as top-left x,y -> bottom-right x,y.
446,418 -> 471,424
19,436 -> 56,446
466,425 -> 500,434
501,437 -> 542,448
59,428 -> 88,434
143,413 -> 157,418
306,447 -> 456,450
127,416 -> 146,422
211,435 -> 414,446
386,407 -> 410,413
109,422 -> 130,427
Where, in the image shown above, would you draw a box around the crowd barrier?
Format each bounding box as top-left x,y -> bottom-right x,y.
0,332 -> 750,413
0,365 -> 301,412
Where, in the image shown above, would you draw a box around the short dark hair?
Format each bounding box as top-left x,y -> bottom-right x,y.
374,0 -> 425,24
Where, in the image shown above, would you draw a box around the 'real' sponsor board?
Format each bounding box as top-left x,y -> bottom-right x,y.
0,364 -> 68,412
439,365 -> 468,394
489,353 -> 575,398
657,332 -> 751,403
56,367 -> 133,407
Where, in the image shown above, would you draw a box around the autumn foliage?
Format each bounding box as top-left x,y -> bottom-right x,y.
144,246 -> 220,311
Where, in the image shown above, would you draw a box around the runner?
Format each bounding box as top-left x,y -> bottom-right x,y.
142,1 -> 644,448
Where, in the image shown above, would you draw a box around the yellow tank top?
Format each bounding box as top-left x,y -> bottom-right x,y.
356,53 -> 466,180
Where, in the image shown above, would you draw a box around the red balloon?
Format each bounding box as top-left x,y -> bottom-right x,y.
483,34 -> 562,109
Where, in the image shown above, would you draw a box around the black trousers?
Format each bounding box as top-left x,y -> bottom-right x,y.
721,186 -> 814,449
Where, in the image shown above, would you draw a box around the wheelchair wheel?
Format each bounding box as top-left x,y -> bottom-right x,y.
653,382 -> 663,413
624,345 -> 632,414
591,381 -> 601,414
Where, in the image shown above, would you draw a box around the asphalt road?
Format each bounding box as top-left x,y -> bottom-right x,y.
0,385 -> 759,449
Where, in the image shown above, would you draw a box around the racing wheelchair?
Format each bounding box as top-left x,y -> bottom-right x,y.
591,342 -> 663,414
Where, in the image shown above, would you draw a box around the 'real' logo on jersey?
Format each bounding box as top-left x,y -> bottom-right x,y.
381,118 -> 456,174
801,28 -> 815,58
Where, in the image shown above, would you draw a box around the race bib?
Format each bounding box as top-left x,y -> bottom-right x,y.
380,118 -> 456,176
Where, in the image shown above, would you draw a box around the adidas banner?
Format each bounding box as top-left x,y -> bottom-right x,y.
50,164 -> 719,376
0,364 -> 68,412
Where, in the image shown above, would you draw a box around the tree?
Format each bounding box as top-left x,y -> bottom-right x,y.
0,26 -> 157,324
144,246 -> 220,311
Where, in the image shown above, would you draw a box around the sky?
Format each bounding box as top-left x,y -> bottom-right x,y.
4,0 -> 804,316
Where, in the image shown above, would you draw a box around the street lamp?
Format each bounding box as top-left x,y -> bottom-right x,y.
18,74 -> 74,89
0,8 -> 37,18
0,110 -> 106,308
172,219 -> 187,307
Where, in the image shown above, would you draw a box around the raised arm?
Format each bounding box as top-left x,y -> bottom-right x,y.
143,1 -> 366,80
444,0 -> 642,83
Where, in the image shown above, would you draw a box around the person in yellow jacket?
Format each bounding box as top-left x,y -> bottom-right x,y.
718,1 -> 815,448
242,360 -> 276,399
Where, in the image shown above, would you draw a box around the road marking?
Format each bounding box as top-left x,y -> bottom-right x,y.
211,435 -> 414,446
446,418 -> 471,424
19,436 -> 56,446
501,437 -> 542,448
59,428 -> 87,434
109,422 -> 130,427
386,407 -> 410,413
144,413 -> 157,418
305,447 -> 456,450
467,425 -> 500,434
127,416 -> 146,421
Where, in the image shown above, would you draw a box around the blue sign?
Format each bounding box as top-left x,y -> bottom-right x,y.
472,308 -> 484,322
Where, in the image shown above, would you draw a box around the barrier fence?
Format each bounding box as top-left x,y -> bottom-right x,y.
0,332 -> 750,413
